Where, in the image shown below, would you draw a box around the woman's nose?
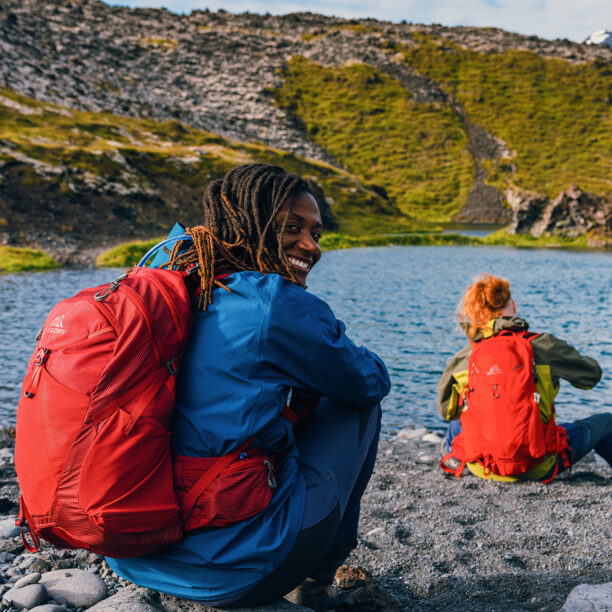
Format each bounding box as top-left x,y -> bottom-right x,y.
298,232 -> 321,255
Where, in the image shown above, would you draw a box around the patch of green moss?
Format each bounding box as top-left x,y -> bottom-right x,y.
273,57 -> 474,222
96,237 -> 164,268
300,23 -> 383,41
321,231 -> 478,249
401,33 -> 612,199
0,246 -> 58,272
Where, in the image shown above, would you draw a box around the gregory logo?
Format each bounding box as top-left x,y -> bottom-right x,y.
486,364 -> 503,375
47,315 -> 66,335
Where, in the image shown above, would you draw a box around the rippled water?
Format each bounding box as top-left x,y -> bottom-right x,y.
1,246 -> 610,434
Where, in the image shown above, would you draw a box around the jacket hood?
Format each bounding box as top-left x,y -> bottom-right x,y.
464,316 -> 529,342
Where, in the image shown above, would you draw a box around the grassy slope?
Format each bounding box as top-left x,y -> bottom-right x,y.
399,34 -> 612,198
0,86 -> 411,240
273,57 -> 474,222
273,37 -> 611,225
3,33 -> 610,273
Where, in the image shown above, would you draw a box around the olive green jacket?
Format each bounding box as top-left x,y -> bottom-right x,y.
438,316 -> 602,481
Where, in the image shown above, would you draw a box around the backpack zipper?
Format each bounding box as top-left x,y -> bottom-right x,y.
23,348 -> 50,398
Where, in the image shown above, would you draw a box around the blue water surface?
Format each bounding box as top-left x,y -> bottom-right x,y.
1,246 -> 610,434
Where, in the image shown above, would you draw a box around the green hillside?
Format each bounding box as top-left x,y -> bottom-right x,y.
273,37 -> 611,222
273,57 -> 474,222
401,33 -> 612,198
0,86 -> 413,252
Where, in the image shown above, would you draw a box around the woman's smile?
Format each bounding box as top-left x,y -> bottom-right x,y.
277,192 -> 323,286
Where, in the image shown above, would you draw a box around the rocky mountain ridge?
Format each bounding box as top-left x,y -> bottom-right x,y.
1,0 -> 611,256
2,1 -> 609,157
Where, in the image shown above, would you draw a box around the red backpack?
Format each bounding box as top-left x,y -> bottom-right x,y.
15,243 -> 295,557
15,265 -> 194,557
440,330 -> 569,482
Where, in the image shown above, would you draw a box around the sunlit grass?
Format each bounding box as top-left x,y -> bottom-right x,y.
401,33 -> 612,198
0,246 -> 58,272
96,237 -> 163,268
0,86 -> 407,236
273,58 -> 474,223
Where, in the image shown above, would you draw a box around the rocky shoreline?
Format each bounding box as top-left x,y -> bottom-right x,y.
0,426 -> 610,611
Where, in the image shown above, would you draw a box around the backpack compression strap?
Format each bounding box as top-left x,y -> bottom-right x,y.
15,497 -> 40,553
440,452 -> 466,478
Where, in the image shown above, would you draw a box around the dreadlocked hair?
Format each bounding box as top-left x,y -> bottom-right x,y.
164,164 -> 311,309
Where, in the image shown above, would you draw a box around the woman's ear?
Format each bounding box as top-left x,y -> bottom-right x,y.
502,299 -> 517,317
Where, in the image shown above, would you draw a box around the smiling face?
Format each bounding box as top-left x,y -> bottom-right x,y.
276,191 -> 323,286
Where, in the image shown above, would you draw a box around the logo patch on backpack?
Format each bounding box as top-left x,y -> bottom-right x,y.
485,364 -> 503,375
47,315 -> 66,335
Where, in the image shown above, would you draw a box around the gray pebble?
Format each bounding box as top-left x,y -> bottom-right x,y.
14,572 -> 42,588
0,517 -> 19,539
560,582 -> 612,611
6,567 -> 23,577
2,583 -> 48,610
40,569 -> 107,609
422,432 -> 443,444
397,427 -> 428,440
29,606 -> 68,612
416,453 -> 434,463
19,556 -> 37,570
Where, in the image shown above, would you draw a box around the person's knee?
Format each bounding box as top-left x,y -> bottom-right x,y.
359,402 -> 381,445
576,413 -> 612,441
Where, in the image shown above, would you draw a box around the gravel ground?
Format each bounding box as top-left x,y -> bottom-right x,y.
348,432 -> 612,611
0,426 -> 610,611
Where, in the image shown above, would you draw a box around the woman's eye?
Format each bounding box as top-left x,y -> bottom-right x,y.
312,232 -> 322,243
286,224 -> 301,233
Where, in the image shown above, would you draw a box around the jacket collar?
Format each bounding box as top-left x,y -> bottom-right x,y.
466,316 -> 530,342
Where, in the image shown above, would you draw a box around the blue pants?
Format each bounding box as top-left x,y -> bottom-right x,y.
228,399 -> 381,606
444,413 -> 612,480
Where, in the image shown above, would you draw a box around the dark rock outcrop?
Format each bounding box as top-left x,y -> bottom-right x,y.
507,185 -> 612,240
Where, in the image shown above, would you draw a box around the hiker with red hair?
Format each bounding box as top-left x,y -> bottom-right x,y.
438,273 -> 611,482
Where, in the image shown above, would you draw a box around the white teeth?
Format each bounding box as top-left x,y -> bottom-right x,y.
289,257 -> 310,271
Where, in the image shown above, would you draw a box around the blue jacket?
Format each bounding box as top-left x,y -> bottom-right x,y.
108,271 -> 390,602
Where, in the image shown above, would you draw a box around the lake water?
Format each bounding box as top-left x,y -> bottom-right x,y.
1,246 -> 610,435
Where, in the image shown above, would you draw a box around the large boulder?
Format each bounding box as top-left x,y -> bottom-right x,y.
560,581 -> 612,611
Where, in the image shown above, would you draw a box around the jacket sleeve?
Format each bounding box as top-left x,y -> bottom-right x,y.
531,333 -> 602,389
437,345 -> 470,421
258,278 -> 391,407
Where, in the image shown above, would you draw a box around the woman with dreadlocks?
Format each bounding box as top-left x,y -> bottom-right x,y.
107,164 -> 390,610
